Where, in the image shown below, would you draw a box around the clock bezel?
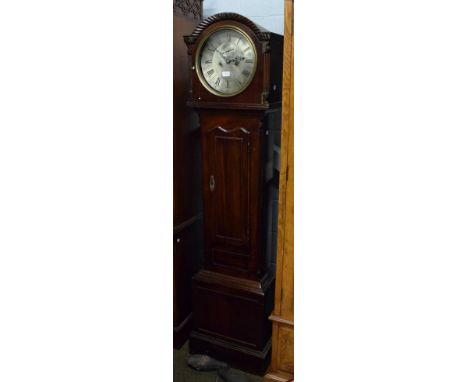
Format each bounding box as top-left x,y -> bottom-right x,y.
194,25 -> 258,98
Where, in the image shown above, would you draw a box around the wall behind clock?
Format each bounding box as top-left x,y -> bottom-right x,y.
203,0 -> 284,35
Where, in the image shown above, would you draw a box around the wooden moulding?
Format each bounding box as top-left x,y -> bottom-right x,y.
190,331 -> 272,375
193,269 -> 275,296
183,12 -> 272,45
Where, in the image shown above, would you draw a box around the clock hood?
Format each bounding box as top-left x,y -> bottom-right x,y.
183,12 -> 283,110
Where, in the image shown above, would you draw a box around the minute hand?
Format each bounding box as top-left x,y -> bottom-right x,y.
215,48 -> 228,63
229,56 -> 245,65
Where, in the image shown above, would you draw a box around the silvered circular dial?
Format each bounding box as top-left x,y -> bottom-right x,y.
197,27 -> 257,97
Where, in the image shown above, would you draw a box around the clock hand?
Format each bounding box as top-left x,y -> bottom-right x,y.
215,48 -> 229,64
233,56 -> 245,66
223,49 -> 241,64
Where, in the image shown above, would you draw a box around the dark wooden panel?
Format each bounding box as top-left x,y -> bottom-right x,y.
209,127 -> 250,244
198,110 -> 266,280
212,248 -> 249,273
173,14 -> 202,226
173,217 -> 203,348
195,286 -> 261,349
173,2 -> 203,348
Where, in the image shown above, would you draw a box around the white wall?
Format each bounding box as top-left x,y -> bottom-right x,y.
203,0 -> 284,35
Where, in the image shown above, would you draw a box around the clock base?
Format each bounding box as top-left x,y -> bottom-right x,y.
189,329 -> 272,375
189,270 -> 275,375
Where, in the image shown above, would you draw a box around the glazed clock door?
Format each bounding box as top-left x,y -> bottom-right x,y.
203,123 -> 258,277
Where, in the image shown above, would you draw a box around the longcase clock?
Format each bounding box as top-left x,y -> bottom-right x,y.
184,13 -> 283,374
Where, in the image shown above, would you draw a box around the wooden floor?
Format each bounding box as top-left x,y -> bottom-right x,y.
173,341 -> 263,382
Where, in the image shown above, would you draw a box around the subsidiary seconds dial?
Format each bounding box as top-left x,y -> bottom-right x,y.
196,27 -> 257,97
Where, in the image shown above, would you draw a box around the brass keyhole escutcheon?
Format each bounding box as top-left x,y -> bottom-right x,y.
209,175 -> 215,191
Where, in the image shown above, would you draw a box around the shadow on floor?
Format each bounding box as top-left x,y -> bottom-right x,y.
173,341 -> 263,382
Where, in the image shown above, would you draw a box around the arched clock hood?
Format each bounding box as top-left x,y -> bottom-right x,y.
184,12 -> 283,110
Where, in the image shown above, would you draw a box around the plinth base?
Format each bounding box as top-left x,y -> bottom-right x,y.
189,270 -> 275,375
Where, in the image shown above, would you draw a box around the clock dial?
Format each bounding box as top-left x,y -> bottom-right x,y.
197,27 -> 257,97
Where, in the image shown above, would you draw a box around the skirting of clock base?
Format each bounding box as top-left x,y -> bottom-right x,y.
189,269 -> 275,375
189,329 -> 272,375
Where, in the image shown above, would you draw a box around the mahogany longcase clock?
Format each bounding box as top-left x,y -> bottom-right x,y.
184,13 -> 283,374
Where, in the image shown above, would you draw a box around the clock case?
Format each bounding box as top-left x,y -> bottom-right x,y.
184,13 -> 283,374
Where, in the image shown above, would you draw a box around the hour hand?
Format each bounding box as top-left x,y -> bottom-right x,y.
233,56 -> 245,65
215,48 -> 228,63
